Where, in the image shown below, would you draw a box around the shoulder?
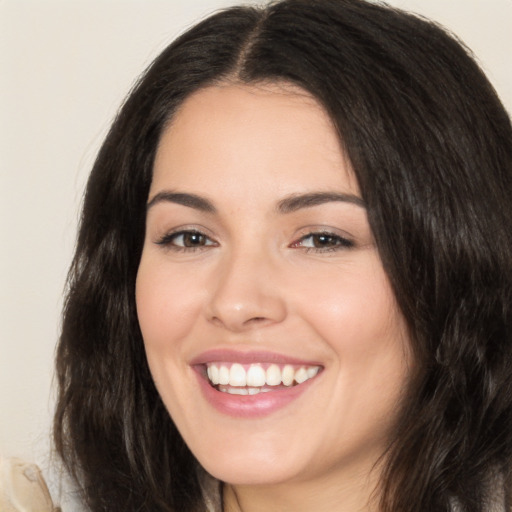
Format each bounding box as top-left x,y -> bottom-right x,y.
0,457 -> 59,512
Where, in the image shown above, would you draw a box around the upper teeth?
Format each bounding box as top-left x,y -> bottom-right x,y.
206,363 -> 320,388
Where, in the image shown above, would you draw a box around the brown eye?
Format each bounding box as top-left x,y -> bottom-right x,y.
310,234 -> 341,248
292,232 -> 354,252
181,232 -> 208,247
156,230 -> 216,250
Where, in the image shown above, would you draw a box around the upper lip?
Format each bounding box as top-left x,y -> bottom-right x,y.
189,349 -> 322,367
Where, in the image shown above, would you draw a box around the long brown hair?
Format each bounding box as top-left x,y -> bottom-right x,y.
54,1 -> 512,510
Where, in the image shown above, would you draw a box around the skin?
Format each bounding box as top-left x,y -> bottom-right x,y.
136,83 -> 413,512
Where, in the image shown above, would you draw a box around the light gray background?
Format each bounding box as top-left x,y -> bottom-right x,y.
1,0 -> 511,507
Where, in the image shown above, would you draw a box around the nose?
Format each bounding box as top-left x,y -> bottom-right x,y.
206,247 -> 287,332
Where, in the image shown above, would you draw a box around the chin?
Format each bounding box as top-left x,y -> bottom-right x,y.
204,461 -> 297,487
193,438 -> 304,486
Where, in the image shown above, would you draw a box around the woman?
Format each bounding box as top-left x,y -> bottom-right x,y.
54,0 -> 512,510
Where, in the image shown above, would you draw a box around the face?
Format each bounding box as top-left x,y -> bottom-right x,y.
136,83 -> 412,490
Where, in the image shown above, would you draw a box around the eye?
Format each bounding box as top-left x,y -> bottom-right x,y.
291,232 -> 354,252
156,230 -> 217,251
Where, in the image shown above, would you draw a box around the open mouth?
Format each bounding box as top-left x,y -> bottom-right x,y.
205,362 -> 322,396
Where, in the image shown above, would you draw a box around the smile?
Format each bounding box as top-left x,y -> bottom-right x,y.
191,352 -> 324,417
206,362 -> 321,395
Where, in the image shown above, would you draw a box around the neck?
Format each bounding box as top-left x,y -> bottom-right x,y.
222,465 -> 382,512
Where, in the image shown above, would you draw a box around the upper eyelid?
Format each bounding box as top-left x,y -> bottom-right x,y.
164,229 -> 214,239
152,231 -> 210,252
154,230 -> 218,252
292,231 -> 354,246
153,224 -> 217,239
294,225 -> 356,240
155,231 -> 354,254
151,223 -> 360,248
297,231 -> 352,240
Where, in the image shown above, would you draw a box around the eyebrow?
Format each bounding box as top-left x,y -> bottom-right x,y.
147,191 -> 216,213
276,192 -> 365,213
146,190 -> 365,214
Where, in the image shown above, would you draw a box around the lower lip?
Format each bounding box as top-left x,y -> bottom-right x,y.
194,370 -> 316,418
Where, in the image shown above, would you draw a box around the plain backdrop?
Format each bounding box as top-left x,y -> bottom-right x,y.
1,0 -> 511,508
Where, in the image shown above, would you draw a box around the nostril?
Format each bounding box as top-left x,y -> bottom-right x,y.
244,316 -> 269,325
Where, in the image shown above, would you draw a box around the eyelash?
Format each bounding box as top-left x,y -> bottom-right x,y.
290,232 -> 354,253
155,230 -> 217,252
155,230 -> 354,253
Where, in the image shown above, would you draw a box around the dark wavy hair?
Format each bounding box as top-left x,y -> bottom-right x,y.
54,0 -> 512,510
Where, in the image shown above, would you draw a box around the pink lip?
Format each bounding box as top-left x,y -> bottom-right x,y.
190,349 -> 322,418
194,371 -> 316,418
189,349 -> 321,366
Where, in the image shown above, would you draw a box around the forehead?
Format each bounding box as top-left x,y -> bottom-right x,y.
151,83 -> 359,199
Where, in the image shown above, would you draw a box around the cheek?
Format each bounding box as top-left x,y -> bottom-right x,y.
135,257 -> 204,353
135,257 -> 206,422
293,256 -> 412,410
294,257 -> 402,352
